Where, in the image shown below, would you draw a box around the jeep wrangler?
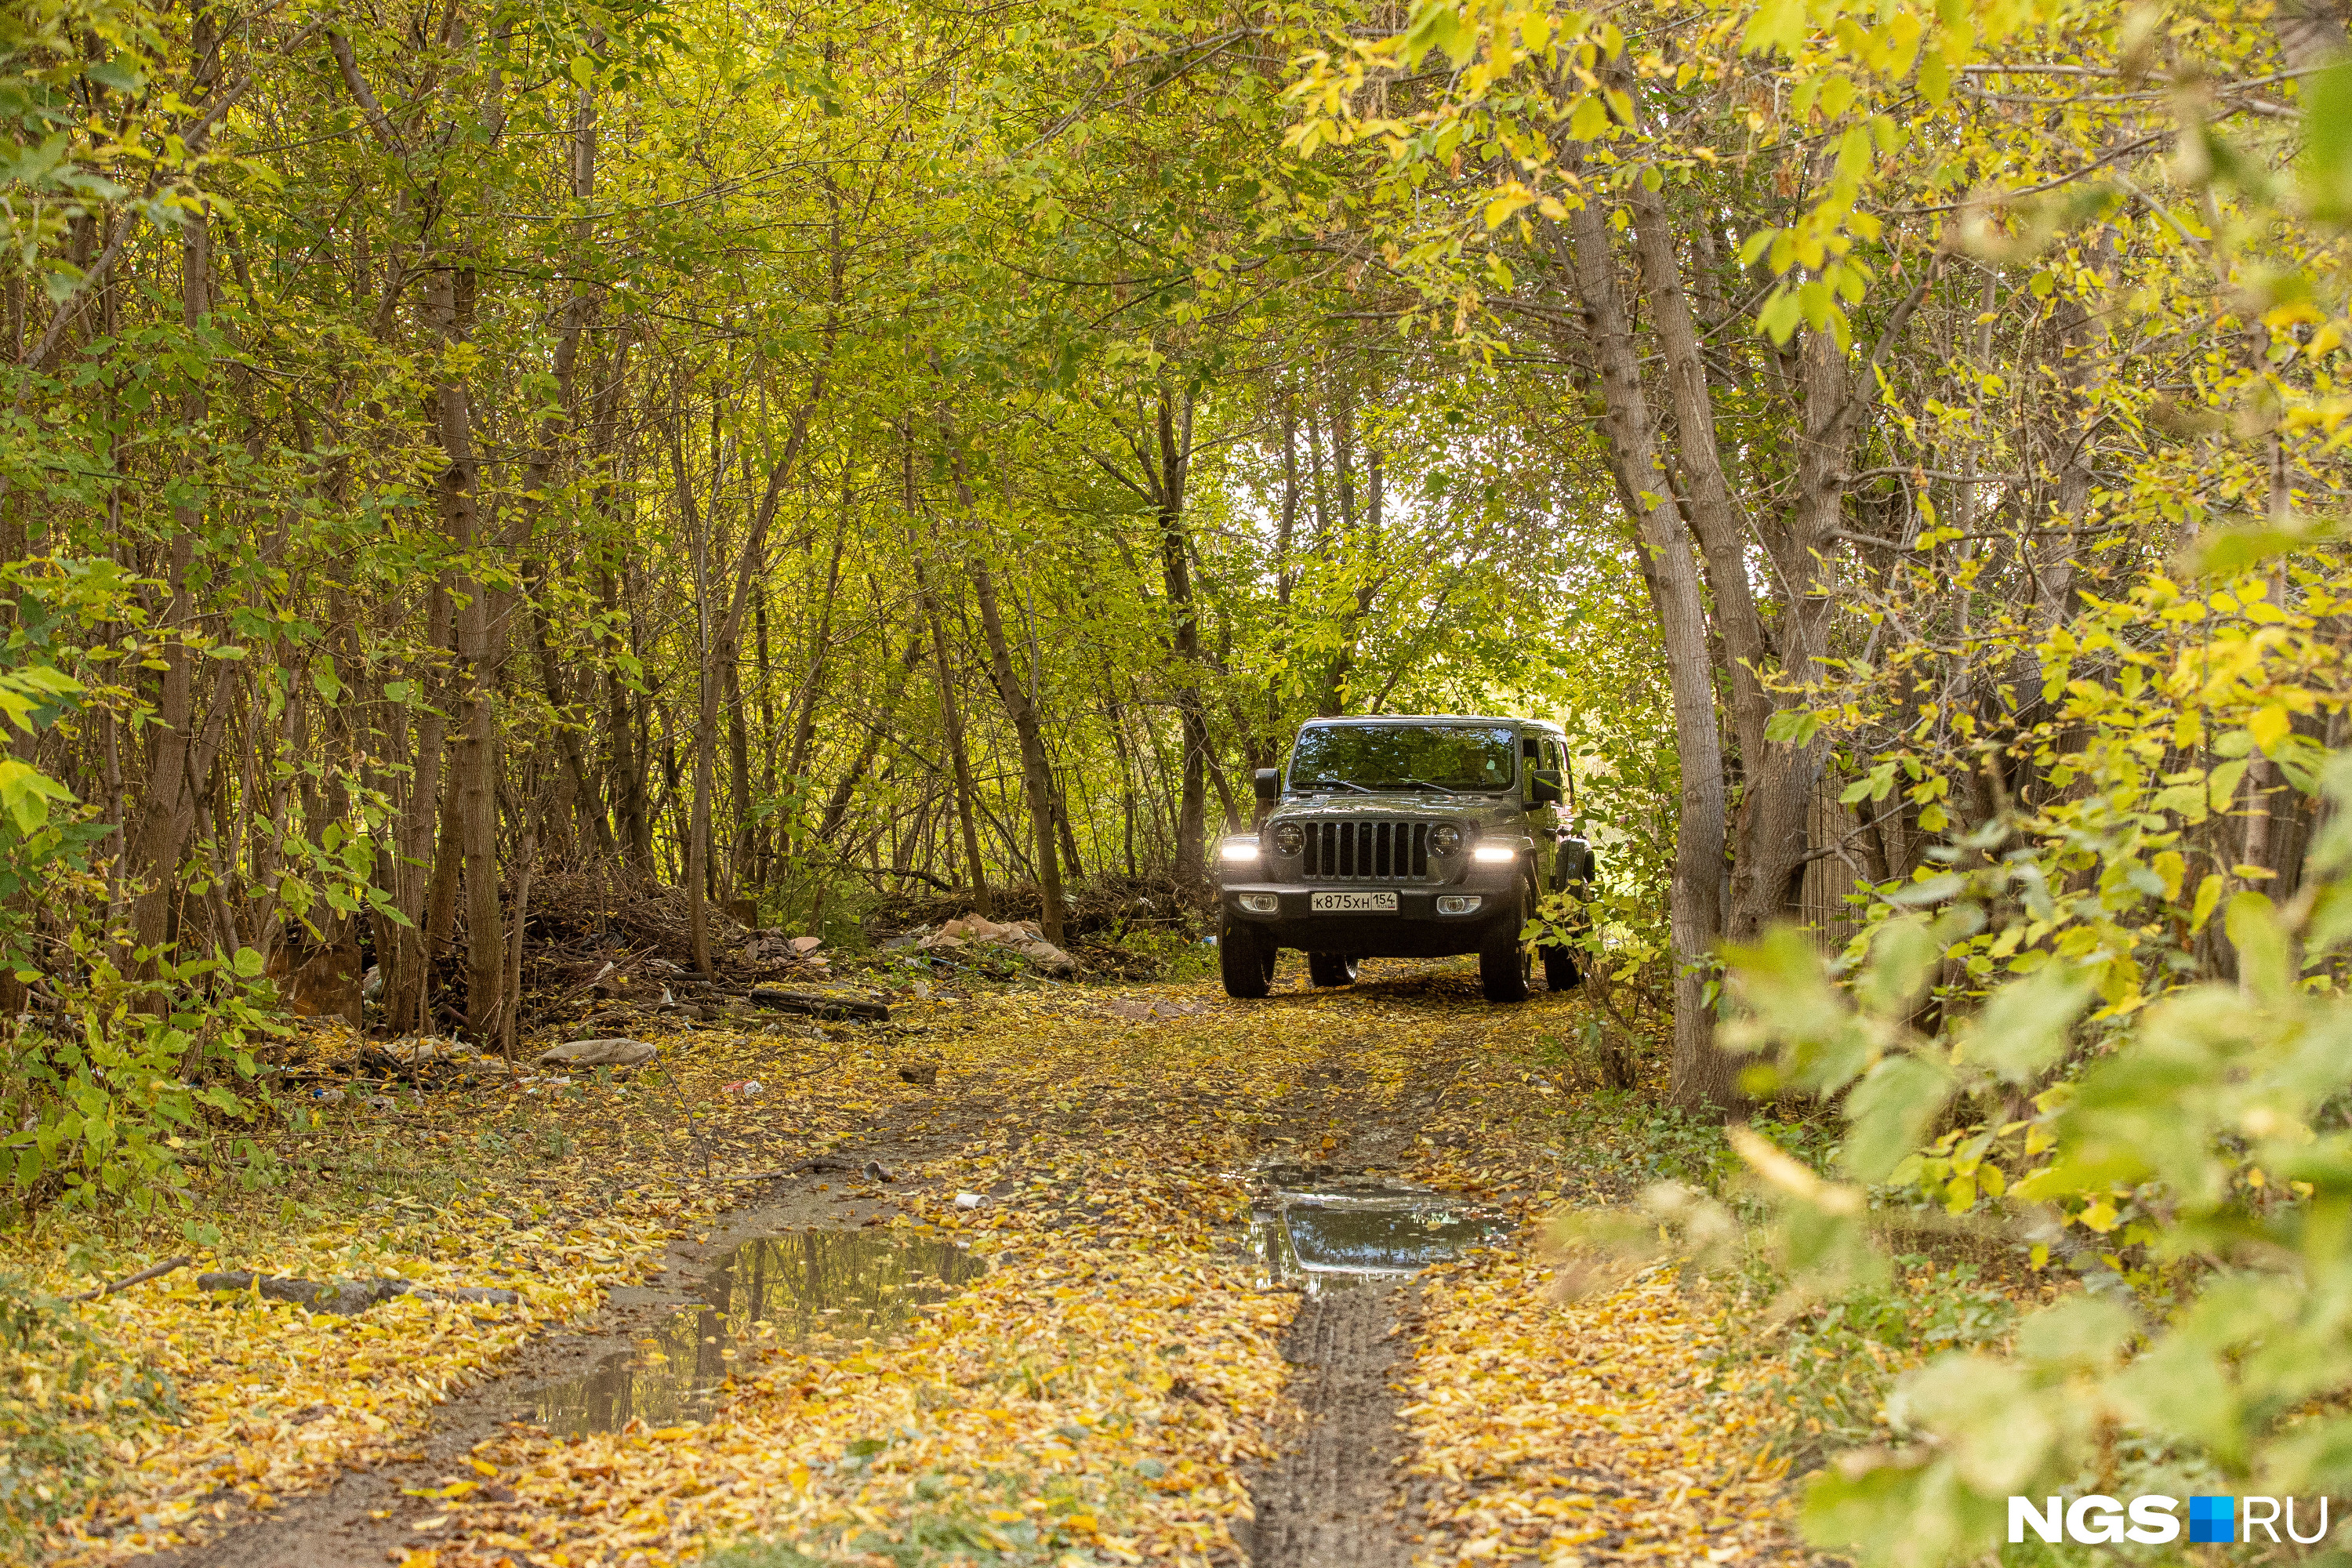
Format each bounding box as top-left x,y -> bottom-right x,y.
1213,715 -> 1594,1002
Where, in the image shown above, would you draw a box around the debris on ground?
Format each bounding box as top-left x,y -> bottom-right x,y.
895,914 -> 1080,977
538,1037 -> 659,1068
746,985 -> 891,1022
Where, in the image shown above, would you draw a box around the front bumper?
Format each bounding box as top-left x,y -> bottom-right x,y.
1216,866 -> 1524,958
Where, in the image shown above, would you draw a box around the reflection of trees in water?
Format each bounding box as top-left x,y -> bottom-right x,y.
1264,1203 -> 1512,1277
722,1234 -> 982,1344
532,1235 -> 982,1436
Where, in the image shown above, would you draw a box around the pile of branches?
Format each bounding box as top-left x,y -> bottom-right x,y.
515,874 -> 833,1022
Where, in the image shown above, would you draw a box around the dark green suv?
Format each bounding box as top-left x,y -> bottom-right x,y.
1214,715 -> 1594,1002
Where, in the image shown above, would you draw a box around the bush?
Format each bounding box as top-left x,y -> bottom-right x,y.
1,946 -> 285,1218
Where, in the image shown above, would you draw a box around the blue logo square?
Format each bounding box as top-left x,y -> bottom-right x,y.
2190,1495 -> 2235,1544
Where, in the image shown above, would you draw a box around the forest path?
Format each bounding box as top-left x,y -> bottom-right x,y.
91,960 -> 1804,1568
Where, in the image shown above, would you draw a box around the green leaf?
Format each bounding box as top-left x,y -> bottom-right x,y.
1854,916 -> 1937,1017
2227,891 -> 2291,999
1843,1052 -> 1954,1182
1955,963 -> 2094,1083
0,758 -> 76,834
2299,60 -> 2352,223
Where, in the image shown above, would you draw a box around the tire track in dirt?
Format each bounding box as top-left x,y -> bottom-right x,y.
1243,1004 -> 1483,1568
1247,1286 -> 1415,1568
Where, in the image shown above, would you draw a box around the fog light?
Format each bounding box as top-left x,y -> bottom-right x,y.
1436,895 -> 1483,915
1471,843 -> 1516,863
1239,893 -> 1279,913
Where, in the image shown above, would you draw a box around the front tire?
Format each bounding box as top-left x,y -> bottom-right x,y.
1221,917 -> 1276,999
1541,944 -> 1581,991
1479,891 -> 1533,1003
1307,953 -> 1359,988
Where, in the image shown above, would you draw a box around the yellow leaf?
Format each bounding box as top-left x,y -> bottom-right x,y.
2080,1200 -> 2118,1233
2250,702 -> 2292,752
2191,873 -> 2224,933
1483,190 -> 1536,229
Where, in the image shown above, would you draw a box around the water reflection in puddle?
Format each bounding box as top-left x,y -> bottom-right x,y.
1250,1182 -> 1512,1294
532,1231 -> 983,1436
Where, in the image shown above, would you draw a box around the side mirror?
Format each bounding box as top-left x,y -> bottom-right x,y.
1254,768 -> 1281,804
1530,768 -> 1564,805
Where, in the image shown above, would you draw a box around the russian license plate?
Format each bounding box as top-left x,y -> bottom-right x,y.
1311,890 -> 1399,913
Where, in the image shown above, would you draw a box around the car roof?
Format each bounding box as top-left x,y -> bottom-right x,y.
1297,714 -> 1564,733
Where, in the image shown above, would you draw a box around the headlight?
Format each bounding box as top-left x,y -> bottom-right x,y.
1220,837 -> 1259,862
1272,822 -> 1305,855
1428,825 -> 1461,855
1472,842 -> 1517,863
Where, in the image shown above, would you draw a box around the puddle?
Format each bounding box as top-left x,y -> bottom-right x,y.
531,1231 -> 983,1435
1250,1178 -> 1512,1294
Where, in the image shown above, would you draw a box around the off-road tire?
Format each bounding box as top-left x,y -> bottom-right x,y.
1541,944 -> 1581,991
1479,891 -> 1533,1003
1221,919 -> 1276,999
1307,953 -> 1359,988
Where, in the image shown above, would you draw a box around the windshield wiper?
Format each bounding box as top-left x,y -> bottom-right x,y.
1301,777 -> 1374,793
1399,777 -> 1460,793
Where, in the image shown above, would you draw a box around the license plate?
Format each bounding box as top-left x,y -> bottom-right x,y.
1311,891 -> 1399,913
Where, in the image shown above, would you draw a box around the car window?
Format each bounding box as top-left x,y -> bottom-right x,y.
1287,724 -> 1517,791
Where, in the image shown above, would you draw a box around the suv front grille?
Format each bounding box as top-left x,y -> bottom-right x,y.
1301,820 -> 1431,881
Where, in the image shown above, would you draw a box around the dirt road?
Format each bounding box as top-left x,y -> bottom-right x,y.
90,960 -> 1805,1568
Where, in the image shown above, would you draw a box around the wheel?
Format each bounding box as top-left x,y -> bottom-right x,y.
1307,953 -> 1359,987
1479,889 -> 1533,1004
1541,943 -> 1581,991
1221,917 -> 1276,999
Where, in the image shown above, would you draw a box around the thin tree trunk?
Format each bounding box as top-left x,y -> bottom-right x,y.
427,260 -> 506,1041
1558,201 -> 1737,1115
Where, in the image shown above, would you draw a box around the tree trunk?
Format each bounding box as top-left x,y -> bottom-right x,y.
1558,200 -> 1739,1116
427,261 -> 506,1041
913,550 -> 990,914
126,167 -> 216,972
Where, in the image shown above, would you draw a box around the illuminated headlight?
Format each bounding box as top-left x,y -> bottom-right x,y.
1428,825 -> 1461,855
1239,893 -> 1279,913
1272,822 -> 1305,855
1220,837 -> 1260,863
1472,843 -> 1517,863
1436,895 -> 1483,915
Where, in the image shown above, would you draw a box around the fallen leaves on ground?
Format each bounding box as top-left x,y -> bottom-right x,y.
1398,1260 -> 1806,1568
13,959 -> 1843,1567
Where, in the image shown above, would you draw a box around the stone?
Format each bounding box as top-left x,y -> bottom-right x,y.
539,1036 -> 659,1068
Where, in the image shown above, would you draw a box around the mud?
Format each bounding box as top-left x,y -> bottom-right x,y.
1246,1284 -> 1417,1568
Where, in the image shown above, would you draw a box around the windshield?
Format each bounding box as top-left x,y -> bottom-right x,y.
1287,724 -> 1518,793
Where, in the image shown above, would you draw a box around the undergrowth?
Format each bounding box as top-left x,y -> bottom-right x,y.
1709,1254 -> 2016,1472
0,1272 -> 177,1555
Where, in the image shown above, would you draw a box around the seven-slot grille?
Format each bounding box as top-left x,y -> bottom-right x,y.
1299,820 -> 1432,881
